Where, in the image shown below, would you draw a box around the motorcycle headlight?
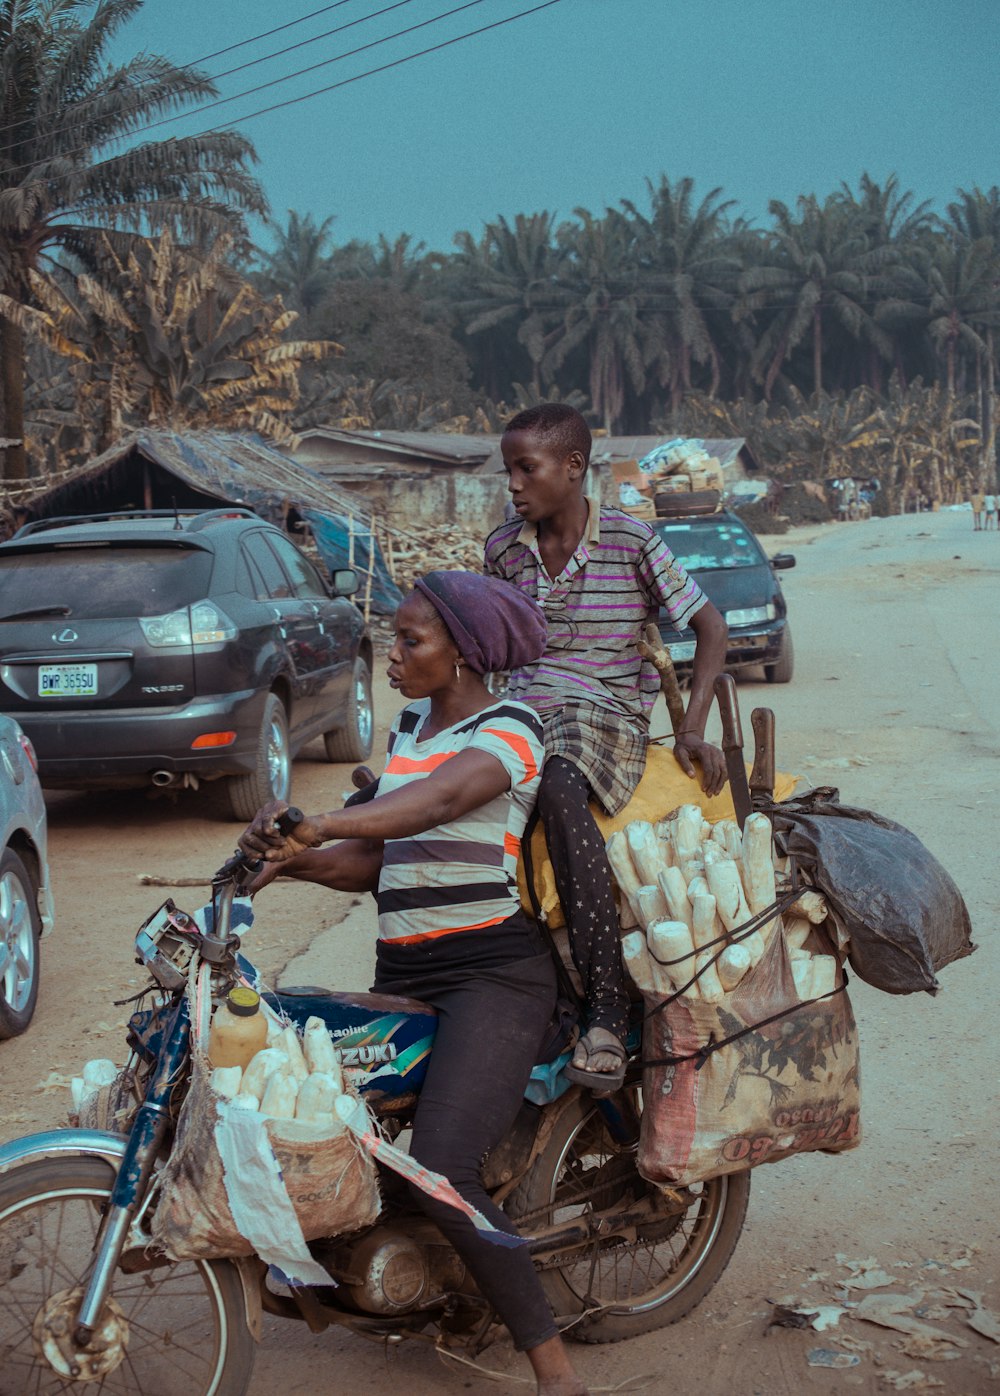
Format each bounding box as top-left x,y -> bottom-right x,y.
725,604 -> 776,627
140,601 -> 237,647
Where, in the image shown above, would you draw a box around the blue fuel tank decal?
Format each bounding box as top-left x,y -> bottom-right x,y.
265,987 -> 437,1111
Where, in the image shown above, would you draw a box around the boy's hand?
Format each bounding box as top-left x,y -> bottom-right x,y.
673,735 -> 727,797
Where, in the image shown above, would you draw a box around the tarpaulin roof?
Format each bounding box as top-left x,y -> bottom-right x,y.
10,429 -> 373,529
295,427 -> 495,466
2,429 -> 419,613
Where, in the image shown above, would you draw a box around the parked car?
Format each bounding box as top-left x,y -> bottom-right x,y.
0,717 -> 54,1036
0,509 -> 374,820
653,509 -> 796,683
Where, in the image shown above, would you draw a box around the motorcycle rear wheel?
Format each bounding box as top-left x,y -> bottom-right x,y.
0,1157 -> 255,1395
507,1091 -> 750,1342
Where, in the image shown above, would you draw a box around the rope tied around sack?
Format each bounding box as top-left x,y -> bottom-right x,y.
639,859 -> 847,1070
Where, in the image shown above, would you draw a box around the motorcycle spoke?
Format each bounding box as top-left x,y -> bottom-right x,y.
0,1176 -> 232,1396
125,1314 -> 223,1366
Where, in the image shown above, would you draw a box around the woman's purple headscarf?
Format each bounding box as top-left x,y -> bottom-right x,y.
413,571 -> 546,675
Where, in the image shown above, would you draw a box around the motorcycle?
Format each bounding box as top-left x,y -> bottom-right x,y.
0,812 -> 750,1395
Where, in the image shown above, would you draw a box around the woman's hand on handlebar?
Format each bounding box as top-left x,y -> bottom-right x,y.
238,801 -> 325,862
245,859 -> 283,896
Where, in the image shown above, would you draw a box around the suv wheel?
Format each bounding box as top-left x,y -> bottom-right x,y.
764,625 -> 794,684
323,658 -> 374,763
224,694 -> 291,822
0,847 -> 41,1039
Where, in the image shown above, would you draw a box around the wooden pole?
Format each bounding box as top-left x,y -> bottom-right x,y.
363,523 -> 375,623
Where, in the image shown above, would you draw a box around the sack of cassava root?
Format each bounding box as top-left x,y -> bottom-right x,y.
153,1033 -> 380,1265
611,807 -> 861,1187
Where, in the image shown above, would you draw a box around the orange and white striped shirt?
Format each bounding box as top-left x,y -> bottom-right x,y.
375,699 -> 544,946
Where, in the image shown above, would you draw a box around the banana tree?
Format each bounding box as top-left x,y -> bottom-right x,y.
6,231 -> 336,452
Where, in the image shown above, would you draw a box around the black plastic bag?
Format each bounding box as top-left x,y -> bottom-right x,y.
768,787 -> 975,995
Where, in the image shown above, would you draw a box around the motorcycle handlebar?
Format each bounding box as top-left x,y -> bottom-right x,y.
274,805 -> 304,837
211,804 -> 306,889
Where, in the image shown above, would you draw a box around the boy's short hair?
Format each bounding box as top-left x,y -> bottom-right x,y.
503,402 -> 591,464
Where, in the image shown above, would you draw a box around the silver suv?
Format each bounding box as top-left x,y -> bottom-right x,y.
0,717 -> 54,1036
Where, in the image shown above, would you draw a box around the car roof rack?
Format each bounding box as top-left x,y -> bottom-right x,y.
13,507 -> 259,539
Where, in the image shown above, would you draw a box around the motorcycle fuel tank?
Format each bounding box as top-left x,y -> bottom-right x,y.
265,987 -> 438,1112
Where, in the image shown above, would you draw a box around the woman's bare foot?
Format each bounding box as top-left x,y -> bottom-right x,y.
526,1334 -> 590,1395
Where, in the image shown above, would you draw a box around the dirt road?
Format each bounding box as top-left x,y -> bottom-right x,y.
3,507 -> 997,1393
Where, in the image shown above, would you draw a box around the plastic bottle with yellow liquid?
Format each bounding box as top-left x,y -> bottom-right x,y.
208,986 -> 268,1070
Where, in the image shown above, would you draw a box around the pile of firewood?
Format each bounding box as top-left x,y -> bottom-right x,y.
378,523 -> 483,594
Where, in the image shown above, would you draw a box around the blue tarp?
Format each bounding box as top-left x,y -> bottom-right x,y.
305,508 -> 403,616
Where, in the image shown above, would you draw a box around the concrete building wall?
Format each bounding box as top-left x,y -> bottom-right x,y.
319,471 -> 512,537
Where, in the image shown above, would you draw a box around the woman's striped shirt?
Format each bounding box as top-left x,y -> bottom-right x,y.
375,698 -> 544,946
484,498 -> 706,725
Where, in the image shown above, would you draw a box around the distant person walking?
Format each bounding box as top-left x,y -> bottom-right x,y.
970,491 -> 985,530
985,493 -> 997,530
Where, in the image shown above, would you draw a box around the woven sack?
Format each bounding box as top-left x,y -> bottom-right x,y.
152,1054 -> 380,1261
639,922 -> 861,1187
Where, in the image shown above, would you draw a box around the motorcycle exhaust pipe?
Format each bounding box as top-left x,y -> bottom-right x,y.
150,770 -> 178,787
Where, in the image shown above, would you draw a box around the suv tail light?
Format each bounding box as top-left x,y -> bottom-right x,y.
140,601 -> 237,648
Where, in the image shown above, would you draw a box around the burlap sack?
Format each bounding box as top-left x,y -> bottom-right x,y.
153,1057 -> 380,1261
639,926 -> 861,1187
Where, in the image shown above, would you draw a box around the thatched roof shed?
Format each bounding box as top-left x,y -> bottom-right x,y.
4,429 -> 372,531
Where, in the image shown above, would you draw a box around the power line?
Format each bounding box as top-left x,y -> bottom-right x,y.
0,0 -> 367,144
205,1 -> 415,85
0,0 -> 425,158
184,0 -> 362,67
11,0 -> 562,198
129,0 -> 486,141
169,2 -> 564,143
0,0 -> 488,181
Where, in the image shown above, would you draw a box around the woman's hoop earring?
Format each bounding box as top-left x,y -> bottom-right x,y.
454,663 -> 462,683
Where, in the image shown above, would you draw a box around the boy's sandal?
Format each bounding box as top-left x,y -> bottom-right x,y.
562,1031 -> 627,1094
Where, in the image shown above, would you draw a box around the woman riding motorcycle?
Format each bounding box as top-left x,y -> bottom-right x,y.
239,570 -> 592,1396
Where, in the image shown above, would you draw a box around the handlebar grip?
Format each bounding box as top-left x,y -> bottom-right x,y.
274,806 -> 304,837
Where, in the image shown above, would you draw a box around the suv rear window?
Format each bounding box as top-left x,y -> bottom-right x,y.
0,546 -> 214,619
652,518 -> 766,571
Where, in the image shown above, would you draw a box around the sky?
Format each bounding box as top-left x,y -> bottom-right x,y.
111,0 -> 1000,253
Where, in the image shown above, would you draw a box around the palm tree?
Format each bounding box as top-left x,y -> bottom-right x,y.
253,211 -> 337,324
946,187 -> 1000,486
919,239 -> 993,396
736,195 -> 883,398
451,212 -> 565,401
0,0 -> 265,479
832,174 -> 934,391
620,175 -> 740,411
542,209 -> 647,432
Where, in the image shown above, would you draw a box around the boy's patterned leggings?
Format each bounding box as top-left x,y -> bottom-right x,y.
537,756 -> 630,1045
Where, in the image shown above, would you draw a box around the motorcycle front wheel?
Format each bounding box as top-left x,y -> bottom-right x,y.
507,1090 -> 750,1342
0,1157 -> 255,1395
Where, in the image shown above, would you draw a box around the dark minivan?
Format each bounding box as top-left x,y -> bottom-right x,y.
653,509 -> 795,682
0,509 -> 373,819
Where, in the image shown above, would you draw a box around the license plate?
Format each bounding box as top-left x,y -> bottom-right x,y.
667,640 -> 696,662
38,663 -> 98,697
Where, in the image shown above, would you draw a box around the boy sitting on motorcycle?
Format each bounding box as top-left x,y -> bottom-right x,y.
485,404 -> 728,1090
